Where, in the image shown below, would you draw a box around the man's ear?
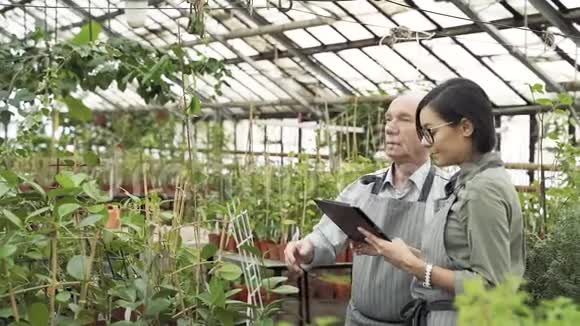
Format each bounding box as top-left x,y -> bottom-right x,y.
460,118 -> 475,137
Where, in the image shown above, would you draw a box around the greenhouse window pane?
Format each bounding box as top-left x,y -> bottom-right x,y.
412,0 -> 469,28
482,55 -> 542,83
391,9 -> 437,32
355,12 -> 396,37
256,8 -> 291,24
505,0 -> 540,14
536,60 -> 576,82
559,0 -> 579,9
338,49 -> 394,84
306,25 -> 347,45
332,21 -> 374,41
392,42 -> 457,82
457,32 -> 509,56
499,28 -> 556,58
363,45 -> 421,82
283,29 -> 322,47
428,39 -> 526,105
226,39 -> 260,56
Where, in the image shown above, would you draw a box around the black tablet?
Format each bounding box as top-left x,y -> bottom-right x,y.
314,199 -> 391,242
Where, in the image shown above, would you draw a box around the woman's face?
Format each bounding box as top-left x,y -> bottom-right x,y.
418,106 -> 472,167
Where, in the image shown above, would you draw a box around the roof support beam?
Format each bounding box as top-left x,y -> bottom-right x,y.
182,17 -> 336,47
223,7 -> 580,65
528,0 -> 580,47
448,0 -> 564,93
224,0 -> 354,95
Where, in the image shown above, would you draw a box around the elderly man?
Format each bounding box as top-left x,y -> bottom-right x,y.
284,94 -> 448,325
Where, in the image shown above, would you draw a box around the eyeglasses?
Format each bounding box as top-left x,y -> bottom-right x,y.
419,121 -> 454,144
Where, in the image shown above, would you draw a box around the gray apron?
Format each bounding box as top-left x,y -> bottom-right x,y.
402,159 -> 503,326
345,166 -> 436,326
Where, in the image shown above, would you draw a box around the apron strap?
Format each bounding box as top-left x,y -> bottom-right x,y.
370,169 -> 389,195
417,165 -> 436,202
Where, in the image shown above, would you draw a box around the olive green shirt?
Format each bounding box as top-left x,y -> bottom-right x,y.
444,152 -> 526,294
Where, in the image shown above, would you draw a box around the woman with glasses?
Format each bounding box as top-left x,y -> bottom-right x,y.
356,78 -> 526,326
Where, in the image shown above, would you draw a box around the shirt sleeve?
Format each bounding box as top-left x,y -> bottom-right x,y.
303,179 -> 369,268
453,178 -> 512,294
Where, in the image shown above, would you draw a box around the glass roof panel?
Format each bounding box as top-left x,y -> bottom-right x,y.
256,8 -> 292,24
499,29 -> 557,58
313,52 -> 365,82
306,25 -> 347,45
226,39 -> 260,56
482,55 -> 543,83
393,41 -> 458,82
283,29 -> 322,47
331,21 -> 374,41
391,8 -> 437,32
338,49 -> 395,84
470,1 -> 513,21
230,66 -> 280,100
504,0 -> 540,14
413,0 -> 471,28
559,1 -> 579,8
427,38 -> 526,105
363,45 -> 423,82
457,32 -> 509,56
536,60 -> 576,82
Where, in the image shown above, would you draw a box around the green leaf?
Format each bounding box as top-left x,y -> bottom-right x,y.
531,83 -> 544,94
26,207 -> 51,222
282,219 -> 297,225
558,93 -> 574,106
83,151 -> 100,167
21,178 -> 46,198
0,181 -> 10,198
63,96 -> 93,122
14,89 -> 36,103
143,55 -> 169,82
200,243 -> 218,260
82,180 -> 108,202
71,22 -> 102,45
216,262 -> 242,281
47,187 -> 82,199
58,203 -> 81,218
2,209 -> 24,229
144,298 -> 171,317
261,276 -> 288,290
78,214 -> 103,228
0,170 -> 19,186
269,285 -> 299,295
536,98 -> 554,107
66,255 -> 91,281
56,172 -> 86,188
28,302 -> 49,326
111,322 -> 137,326
87,204 -> 106,214
238,244 -> 262,258
56,291 -> 71,303
188,96 -> 202,116
0,244 -> 17,259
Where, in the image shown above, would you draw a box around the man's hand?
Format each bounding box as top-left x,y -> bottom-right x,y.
284,239 -> 315,275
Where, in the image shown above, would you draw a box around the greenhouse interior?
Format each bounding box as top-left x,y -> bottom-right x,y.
0,0 -> 579,325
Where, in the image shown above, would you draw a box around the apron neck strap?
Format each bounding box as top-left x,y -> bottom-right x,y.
418,165 -> 436,202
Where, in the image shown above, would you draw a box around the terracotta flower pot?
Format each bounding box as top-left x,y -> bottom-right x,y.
334,282 -> 351,301
106,205 -> 121,229
276,243 -> 286,261
336,248 -> 347,263
226,237 -> 237,252
346,246 -> 353,262
208,233 -> 222,247
312,277 -> 335,300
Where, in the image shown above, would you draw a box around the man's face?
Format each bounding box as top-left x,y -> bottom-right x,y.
383,99 -> 426,163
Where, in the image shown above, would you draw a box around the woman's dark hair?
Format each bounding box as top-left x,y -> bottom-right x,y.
415,78 -> 496,153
